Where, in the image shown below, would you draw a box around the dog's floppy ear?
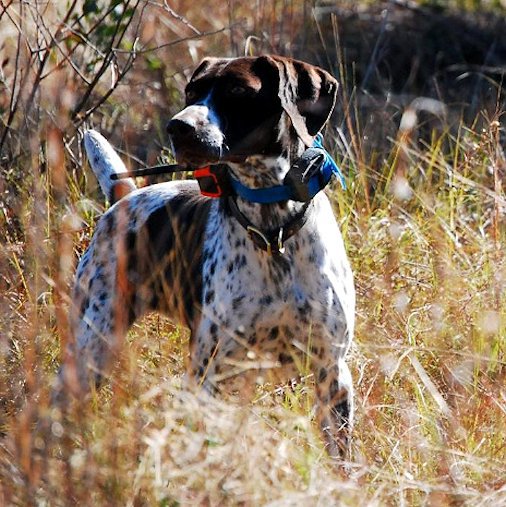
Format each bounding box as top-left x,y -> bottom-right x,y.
257,55 -> 338,147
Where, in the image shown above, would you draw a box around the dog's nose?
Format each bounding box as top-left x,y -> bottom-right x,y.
166,118 -> 194,137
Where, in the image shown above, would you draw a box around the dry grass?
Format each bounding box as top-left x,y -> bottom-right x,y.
1,1 -> 506,505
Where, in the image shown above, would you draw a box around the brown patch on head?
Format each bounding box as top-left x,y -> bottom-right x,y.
218,58 -> 265,92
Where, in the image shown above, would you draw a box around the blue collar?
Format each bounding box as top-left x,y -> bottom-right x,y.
228,134 -> 345,204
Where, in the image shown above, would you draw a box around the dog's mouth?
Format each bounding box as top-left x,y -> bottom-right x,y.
171,143 -> 225,168
181,157 -> 218,168
171,139 -> 249,168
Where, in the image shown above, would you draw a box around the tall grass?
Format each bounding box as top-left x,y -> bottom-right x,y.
1,1 -> 505,505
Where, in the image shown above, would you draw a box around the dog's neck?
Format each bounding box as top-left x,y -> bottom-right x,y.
228,154 -> 290,188
226,138 -> 310,231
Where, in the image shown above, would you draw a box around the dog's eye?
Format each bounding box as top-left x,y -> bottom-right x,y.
229,85 -> 247,96
185,89 -> 198,102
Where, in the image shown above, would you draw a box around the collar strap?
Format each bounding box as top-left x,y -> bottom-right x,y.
227,134 -> 345,204
313,133 -> 346,189
225,197 -> 312,255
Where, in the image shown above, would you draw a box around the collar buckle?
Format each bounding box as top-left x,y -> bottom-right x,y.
277,227 -> 286,254
246,226 -> 285,256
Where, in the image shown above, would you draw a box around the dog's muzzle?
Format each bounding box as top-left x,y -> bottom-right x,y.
167,105 -> 225,166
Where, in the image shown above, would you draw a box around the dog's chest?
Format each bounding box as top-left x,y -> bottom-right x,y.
197,197 -> 352,366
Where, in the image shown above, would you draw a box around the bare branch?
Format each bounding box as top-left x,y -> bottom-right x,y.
114,24 -> 236,55
71,0 -> 142,123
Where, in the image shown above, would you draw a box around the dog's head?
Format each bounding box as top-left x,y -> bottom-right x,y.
167,55 -> 338,168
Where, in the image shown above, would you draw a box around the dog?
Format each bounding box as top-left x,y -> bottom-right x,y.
58,55 -> 355,458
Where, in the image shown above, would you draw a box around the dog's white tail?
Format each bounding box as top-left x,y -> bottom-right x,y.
83,129 -> 137,203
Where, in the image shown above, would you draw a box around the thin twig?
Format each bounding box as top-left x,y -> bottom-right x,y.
24,0 -> 80,121
72,0 -> 150,128
161,0 -> 201,35
71,0 -> 139,121
113,24 -> 236,55
0,1 -> 28,157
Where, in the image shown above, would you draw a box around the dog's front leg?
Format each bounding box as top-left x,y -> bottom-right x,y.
314,357 -> 354,459
188,319 -> 222,395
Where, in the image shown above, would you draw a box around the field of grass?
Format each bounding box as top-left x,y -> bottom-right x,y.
1,1 -> 505,505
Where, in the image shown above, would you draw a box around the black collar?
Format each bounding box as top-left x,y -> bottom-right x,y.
225,197 -> 313,255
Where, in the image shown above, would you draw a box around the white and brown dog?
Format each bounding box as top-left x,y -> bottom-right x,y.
59,55 -> 355,457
